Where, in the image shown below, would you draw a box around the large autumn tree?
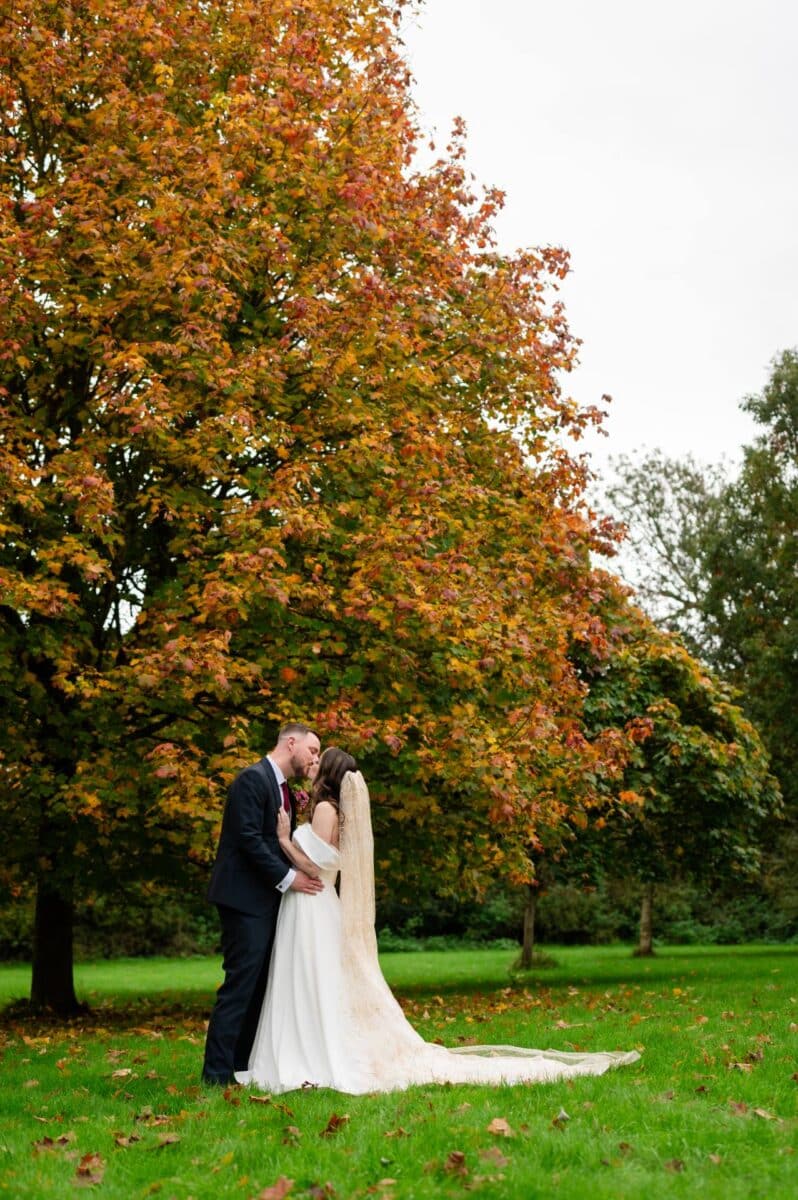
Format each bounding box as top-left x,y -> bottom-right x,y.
1,0 -> 634,1012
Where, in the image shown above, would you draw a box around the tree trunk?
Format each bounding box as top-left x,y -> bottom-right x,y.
30,880 -> 82,1015
634,882 -> 655,957
518,885 -> 537,969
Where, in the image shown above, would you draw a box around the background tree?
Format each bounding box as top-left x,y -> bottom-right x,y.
605,451 -> 728,656
1,0 -> 635,1011
604,350 -> 798,941
576,582 -> 781,955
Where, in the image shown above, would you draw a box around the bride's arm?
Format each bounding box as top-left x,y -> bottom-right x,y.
276,810 -> 320,877
311,800 -> 339,847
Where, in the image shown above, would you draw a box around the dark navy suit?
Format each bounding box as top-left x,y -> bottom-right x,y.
202,759 -> 295,1084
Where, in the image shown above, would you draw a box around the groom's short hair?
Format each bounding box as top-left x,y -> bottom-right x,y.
277,721 -> 316,741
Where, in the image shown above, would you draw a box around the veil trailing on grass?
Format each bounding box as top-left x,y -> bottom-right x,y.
337,771 -> 641,1091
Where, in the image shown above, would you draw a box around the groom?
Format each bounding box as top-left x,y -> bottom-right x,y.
201,722 -> 323,1086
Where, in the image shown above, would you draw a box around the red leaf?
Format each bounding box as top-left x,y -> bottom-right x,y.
320,1113 -> 349,1138
74,1152 -> 106,1186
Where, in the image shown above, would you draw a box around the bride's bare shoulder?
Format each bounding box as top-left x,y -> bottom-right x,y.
311,800 -> 339,846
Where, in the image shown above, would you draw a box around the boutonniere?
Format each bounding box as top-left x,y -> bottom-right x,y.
292,788 -> 311,813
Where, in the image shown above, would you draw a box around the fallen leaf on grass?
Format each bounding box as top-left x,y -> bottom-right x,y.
212,1151 -> 235,1174
156,1134 -> 181,1148
111,1068 -> 134,1079
383,1127 -> 409,1138
479,1147 -> 509,1167
282,1125 -> 301,1145
708,1154 -> 722,1165
752,1108 -> 779,1121
306,1184 -> 335,1199
664,1159 -> 684,1173
445,1150 -> 468,1176
618,1142 -> 633,1155
113,1129 -> 142,1148
320,1113 -> 349,1138
33,1132 -> 76,1153
255,1177 -> 294,1200
551,1108 -> 570,1130
729,1101 -> 748,1116
23,1079 -> 40,1088
248,1094 -> 295,1117
247,1094 -> 294,1118
74,1152 -> 105,1187
134,1107 -> 171,1126
486,1117 -> 513,1137
223,1087 -> 241,1106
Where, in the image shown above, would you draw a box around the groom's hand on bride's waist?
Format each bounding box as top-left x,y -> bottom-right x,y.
289,871 -> 324,894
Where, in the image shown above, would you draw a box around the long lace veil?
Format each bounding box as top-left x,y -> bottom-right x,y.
338,770 -> 378,955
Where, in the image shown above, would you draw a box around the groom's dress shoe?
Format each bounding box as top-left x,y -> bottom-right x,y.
201,1072 -> 234,1087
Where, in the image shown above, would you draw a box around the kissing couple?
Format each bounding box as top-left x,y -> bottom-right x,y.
202,722 -> 640,1094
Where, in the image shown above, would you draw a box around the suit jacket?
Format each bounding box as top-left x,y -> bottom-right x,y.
207,758 -> 296,916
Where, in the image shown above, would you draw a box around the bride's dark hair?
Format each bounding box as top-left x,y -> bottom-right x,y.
311,746 -> 357,821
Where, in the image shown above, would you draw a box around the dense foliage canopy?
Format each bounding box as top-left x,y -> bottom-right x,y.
0,0 -> 644,1008
1,0 -> 781,1007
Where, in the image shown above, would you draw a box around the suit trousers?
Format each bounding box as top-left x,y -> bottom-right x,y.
202,903 -> 278,1083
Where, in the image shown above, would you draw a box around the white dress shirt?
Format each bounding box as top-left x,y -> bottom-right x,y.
266,756 -> 296,893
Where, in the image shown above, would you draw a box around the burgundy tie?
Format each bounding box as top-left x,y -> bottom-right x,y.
280,781 -> 291,815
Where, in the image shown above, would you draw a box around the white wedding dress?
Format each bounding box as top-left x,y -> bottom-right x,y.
237,772 -> 640,1094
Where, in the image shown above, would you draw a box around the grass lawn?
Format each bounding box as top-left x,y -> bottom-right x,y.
0,944 -> 796,1198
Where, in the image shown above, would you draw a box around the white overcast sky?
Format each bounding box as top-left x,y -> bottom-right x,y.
401,0 -> 798,480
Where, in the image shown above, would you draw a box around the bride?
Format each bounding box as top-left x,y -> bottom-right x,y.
236,748 -> 640,1094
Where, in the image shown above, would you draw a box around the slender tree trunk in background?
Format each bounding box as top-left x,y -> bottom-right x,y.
519,885 -> 537,969
634,882 -> 655,957
30,879 -> 82,1014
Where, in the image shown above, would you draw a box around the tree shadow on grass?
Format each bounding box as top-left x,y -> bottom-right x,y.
0,992 -> 213,1034
4,945 -> 794,1033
